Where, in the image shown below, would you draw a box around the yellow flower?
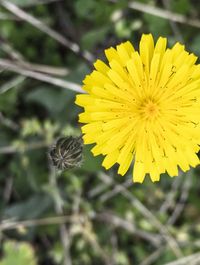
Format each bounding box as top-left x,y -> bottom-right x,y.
75,34 -> 200,183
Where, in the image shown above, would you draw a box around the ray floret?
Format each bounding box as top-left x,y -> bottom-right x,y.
76,34 -> 200,183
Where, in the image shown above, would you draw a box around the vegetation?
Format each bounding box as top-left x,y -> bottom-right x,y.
1,0 -> 200,264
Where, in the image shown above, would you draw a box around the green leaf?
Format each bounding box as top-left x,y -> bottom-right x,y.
0,241 -> 37,265
81,27 -> 109,50
74,0 -> 114,24
25,86 -> 74,114
4,194 -> 52,219
81,145 -> 103,173
143,14 -> 170,38
171,0 -> 191,14
115,19 -> 132,38
0,86 -> 18,114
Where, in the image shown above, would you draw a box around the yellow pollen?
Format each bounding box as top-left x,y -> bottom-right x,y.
139,100 -> 160,120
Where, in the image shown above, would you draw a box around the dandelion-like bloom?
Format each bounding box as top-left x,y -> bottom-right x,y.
75,34 -> 200,183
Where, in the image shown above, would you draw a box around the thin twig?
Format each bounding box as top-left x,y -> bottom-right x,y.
139,246 -> 166,265
0,75 -> 26,94
0,12 -> 21,20
54,1 -> 77,41
109,0 -> 200,29
0,37 -> 70,76
159,175 -> 182,214
0,111 -> 19,131
49,166 -> 72,265
121,188 -> 183,257
99,175 -> 183,258
110,232 -> 118,265
3,176 -> 13,204
128,1 -> 200,28
0,0 -> 94,65
0,59 -> 84,93
0,141 -> 48,154
71,216 -> 112,265
81,229 -> 112,265
1,214 -> 198,246
167,174 -> 191,225
0,38 -> 69,76
161,0 -> 183,42
99,178 -> 132,202
0,37 -> 25,61
88,172 -> 121,198
0,215 -> 74,231
18,61 -> 70,76
164,252 -> 200,265
16,0 -> 62,7
95,211 -> 161,247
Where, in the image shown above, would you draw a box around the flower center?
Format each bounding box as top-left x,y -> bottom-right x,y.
138,99 -> 160,120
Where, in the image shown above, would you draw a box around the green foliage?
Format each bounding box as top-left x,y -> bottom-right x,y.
4,194 -> 52,219
74,0 -> 113,24
190,34 -> 200,56
143,14 -> 171,38
0,241 -> 37,265
0,87 -> 18,114
82,145 -> 103,172
1,0 -> 200,265
171,0 -> 191,14
8,0 -> 38,6
82,27 -> 109,50
25,86 -> 72,115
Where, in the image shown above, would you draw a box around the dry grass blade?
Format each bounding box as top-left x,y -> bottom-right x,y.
120,1 -> 200,29
161,0 -> 183,42
139,246 -> 166,265
99,175 -> 183,258
167,175 -> 191,225
16,0 -> 62,7
121,189 -> 183,258
0,111 -> 19,131
0,0 -> 94,64
164,252 -> 200,265
99,178 -> 132,202
0,75 -> 25,94
88,173 -> 131,198
0,59 -> 84,93
160,176 -> 182,213
0,141 -> 48,154
0,38 -> 69,76
0,12 -> 20,20
81,229 -> 112,265
71,216 -> 112,265
128,1 -> 200,28
95,211 -> 162,247
0,215 -> 73,231
18,61 -> 70,76
49,166 -> 72,265
0,37 -> 24,61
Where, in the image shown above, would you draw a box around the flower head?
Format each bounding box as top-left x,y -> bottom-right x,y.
75,34 -> 200,183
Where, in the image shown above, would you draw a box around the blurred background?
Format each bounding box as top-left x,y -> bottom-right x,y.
1,0 -> 200,264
